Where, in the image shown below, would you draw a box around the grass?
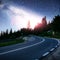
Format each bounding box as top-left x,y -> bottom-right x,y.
0,39 -> 24,47
38,33 -> 60,39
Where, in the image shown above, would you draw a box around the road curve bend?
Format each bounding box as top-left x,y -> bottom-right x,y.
0,36 -> 59,60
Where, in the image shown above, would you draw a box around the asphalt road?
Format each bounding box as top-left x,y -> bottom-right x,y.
0,36 -> 58,60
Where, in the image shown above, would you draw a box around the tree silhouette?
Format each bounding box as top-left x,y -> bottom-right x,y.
10,28 -> 12,34
51,15 -> 60,32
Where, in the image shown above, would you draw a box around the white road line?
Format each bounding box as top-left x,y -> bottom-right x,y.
0,39 -> 45,55
55,45 -> 58,48
35,59 -> 39,60
50,48 -> 55,51
42,52 -> 49,57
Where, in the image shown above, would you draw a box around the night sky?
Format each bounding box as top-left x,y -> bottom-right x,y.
0,0 -> 60,32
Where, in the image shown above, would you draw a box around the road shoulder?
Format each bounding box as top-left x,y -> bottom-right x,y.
42,38 -> 60,60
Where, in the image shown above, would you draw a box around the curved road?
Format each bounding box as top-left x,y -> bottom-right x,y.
0,36 -> 59,60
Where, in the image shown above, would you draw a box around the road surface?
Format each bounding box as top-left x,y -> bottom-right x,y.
0,36 -> 58,60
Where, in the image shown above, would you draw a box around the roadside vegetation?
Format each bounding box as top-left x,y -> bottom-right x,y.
0,38 -> 24,47
0,15 -> 60,47
39,15 -> 60,39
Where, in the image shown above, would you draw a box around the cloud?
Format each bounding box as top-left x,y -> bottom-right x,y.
0,1 -> 4,9
0,4 -> 4,8
8,5 -> 24,17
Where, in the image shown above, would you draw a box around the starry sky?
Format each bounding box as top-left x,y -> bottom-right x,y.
0,0 -> 60,32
